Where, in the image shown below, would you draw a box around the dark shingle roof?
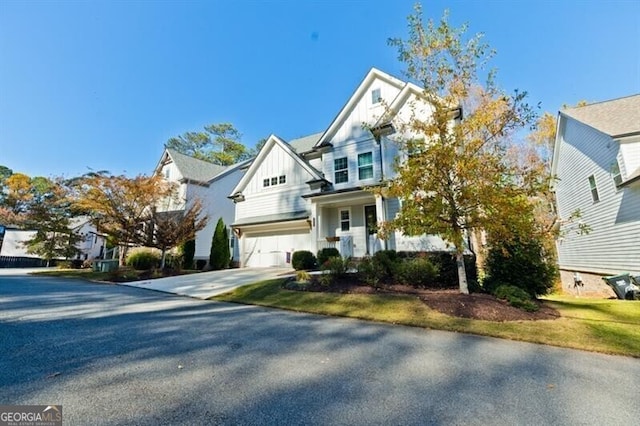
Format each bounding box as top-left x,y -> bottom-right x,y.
288,132 -> 323,153
563,94 -> 640,138
166,149 -> 227,183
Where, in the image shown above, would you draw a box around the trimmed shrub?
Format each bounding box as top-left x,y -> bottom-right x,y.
396,257 -> 440,287
317,247 -> 340,265
357,256 -> 385,287
427,252 -> 477,288
181,239 -> 196,269
322,256 -> 350,277
484,238 -> 557,297
372,250 -> 400,282
494,285 -> 539,312
209,218 -> 230,270
291,250 -> 317,270
126,249 -> 160,270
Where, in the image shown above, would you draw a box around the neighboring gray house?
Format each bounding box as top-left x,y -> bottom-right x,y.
155,149 -> 250,265
551,94 -> 640,294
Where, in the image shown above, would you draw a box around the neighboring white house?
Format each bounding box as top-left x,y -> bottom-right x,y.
154,148 -> 250,264
229,68 -> 454,267
551,94 -> 640,294
0,216 -> 106,261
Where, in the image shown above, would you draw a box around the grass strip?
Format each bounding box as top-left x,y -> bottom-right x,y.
213,279 -> 640,358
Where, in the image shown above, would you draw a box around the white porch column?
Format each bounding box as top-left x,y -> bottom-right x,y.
375,194 -> 387,250
310,201 -> 318,253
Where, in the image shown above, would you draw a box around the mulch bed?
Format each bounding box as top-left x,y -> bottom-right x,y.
285,277 -> 560,322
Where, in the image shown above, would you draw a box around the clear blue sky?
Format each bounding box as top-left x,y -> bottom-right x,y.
1,0 -> 639,178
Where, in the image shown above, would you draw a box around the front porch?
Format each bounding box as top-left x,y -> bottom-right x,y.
306,188 -> 387,258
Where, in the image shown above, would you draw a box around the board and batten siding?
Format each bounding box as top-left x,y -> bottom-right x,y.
235,143 -> 314,220
555,118 -> 640,274
329,79 -> 402,146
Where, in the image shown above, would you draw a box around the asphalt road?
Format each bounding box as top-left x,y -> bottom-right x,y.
1,275 -> 639,425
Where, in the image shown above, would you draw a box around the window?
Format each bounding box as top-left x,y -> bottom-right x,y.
264,175 -> 286,188
371,88 -> 381,104
588,175 -> 599,203
340,209 -> 350,232
335,157 -> 348,183
164,168 -> 170,179
358,152 -> 374,179
611,162 -> 622,187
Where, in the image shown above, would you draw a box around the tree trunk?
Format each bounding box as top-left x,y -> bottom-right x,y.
160,249 -> 167,269
456,250 -> 469,294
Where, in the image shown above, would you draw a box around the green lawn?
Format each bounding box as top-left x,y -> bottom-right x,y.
213,279 -> 640,358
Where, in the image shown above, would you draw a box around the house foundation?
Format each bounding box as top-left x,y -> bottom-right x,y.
559,269 -> 616,298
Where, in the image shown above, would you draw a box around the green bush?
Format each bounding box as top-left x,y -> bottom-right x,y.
494,285 -> 539,312
181,239 -> 195,269
291,250 -> 317,270
427,252 -> 477,288
396,257 -> 440,287
317,247 -> 340,265
321,256 -> 350,277
357,256 -> 385,287
209,218 -> 230,270
126,250 -> 160,270
372,250 -> 400,282
484,238 -> 557,297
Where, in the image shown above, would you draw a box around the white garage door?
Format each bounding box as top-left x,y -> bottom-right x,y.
242,231 -> 311,268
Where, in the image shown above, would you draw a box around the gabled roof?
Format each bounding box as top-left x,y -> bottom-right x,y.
314,67 -> 407,148
229,134 -> 325,197
289,132 -> 323,153
158,149 -> 227,184
561,94 -> 640,138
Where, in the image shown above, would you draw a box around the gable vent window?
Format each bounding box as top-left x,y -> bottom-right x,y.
371,88 -> 381,104
611,162 -> 622,187
335,157 -> 348,183
264,175 -> 286,188
588,175 -> 599,203
358,152 -> 374,180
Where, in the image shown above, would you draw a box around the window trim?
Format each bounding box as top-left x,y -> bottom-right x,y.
263,178 -> 270,187
358,152 -> 374,180
339,208 -> 351,232
334,157 -> 348,184
371,88 -> 381,104
588,174 -> 600,203
611,162 -> 622,187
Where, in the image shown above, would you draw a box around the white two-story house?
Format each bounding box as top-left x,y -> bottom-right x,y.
551,94 -> 640,294
155,148 -> 249,265
229,68 -> 452,267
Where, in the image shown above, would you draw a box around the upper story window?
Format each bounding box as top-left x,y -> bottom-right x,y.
263,175 -> 286,188
588,175 -> 599,203
611,162 -> 622,187
358,152 -> 374,180
371,88 -> 381,104
340,209 -> 350,232
335,157 -> 348,183
164,168 -> 170,179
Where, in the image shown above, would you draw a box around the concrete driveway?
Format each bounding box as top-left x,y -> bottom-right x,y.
120,267 -> 293,299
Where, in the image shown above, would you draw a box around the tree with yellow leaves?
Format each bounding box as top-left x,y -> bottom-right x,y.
382,6 -> 542,294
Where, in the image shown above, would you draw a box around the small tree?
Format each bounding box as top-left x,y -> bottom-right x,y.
146,199 -> 208,269
74,173 -> 174,265
209,218 -> 230,270
380,6 -> 539,294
